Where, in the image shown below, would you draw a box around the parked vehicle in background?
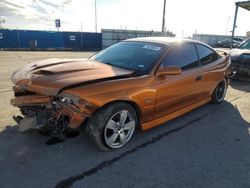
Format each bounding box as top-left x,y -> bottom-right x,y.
233,37 -> 245,44
230,38 -> 250,79
10,37 -> 231,150
217,39 -> 239,48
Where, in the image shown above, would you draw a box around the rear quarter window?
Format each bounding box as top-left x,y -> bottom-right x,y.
196,44 -> 218,65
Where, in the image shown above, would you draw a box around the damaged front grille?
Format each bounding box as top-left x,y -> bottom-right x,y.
11,89 -> 87,139
15,90 -> 37,97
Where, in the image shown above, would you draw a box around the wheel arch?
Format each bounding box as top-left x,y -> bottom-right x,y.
96,99 -> 142,128
212,76 -> 228,94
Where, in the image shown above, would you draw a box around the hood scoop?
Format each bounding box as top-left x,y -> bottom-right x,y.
32,59 -> 78,70
34,70 -> 54,75
34,68 -> 93,75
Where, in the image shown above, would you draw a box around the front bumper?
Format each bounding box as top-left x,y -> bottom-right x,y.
230,61 -> 250,79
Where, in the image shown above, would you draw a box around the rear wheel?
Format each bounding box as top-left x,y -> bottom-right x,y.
211,78 -> 227,104
87,102 -> 137,151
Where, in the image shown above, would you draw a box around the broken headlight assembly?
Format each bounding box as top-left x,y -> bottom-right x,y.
58,92 -> 93,108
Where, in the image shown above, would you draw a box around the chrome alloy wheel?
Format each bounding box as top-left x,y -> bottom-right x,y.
216,79 -> 227,102
104,110 -> 135,148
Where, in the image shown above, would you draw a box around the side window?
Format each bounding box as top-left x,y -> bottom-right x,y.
163,43 -> 199,70
196,44 -> 218,65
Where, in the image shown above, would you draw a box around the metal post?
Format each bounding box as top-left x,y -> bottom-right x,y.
80,22 -> 83,50
162,0 -> 166,32
95,0 -> 97,32
231,3 -> 239,49
16,29 -> 20,48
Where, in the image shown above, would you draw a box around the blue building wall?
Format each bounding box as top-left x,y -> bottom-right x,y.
0,29 -> 102,50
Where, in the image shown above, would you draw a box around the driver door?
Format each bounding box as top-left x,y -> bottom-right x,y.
154,43 -> 206,119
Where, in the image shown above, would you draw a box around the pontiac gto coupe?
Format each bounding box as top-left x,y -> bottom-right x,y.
11,37 -> 230,150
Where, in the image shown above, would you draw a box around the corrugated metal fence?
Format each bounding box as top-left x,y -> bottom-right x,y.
102,29 -> 173,48
193,34 -> 246,46
0,29 -> 102,50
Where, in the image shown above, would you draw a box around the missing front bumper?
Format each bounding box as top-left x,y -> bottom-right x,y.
11,94 -> 87,133
13,116 -> 44,132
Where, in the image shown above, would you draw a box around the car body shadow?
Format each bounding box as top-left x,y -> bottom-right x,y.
0,100 -> 249,188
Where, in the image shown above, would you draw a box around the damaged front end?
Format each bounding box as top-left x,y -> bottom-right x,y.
10,58 -> 133,141
230,61 -> 250,79
11,85 -> 90,138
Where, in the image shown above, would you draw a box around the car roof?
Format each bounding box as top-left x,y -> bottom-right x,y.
124,37 -> 206,47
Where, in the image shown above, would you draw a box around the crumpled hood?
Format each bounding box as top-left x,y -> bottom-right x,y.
11,58 -> 134,95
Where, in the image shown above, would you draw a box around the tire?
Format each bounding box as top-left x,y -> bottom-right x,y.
211,78 -> 227,104
86,102 -> 137,151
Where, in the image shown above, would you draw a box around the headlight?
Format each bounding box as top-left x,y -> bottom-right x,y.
59,92 -> 91,107
59,92 -> 81,104
61,97 -> 73,104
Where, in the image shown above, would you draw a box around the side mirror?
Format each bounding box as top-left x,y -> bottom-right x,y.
157,66 -> 182,76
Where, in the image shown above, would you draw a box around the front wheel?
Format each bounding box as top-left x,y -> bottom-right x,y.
211,78 -> 227,104
87,102 -> 137,151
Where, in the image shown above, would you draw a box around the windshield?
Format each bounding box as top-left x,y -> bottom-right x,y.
90,41 -> 165,74
239,39 -> 250,49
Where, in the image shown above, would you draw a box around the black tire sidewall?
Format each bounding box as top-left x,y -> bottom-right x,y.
87,102 -> 137,151
212,78 -> 227,104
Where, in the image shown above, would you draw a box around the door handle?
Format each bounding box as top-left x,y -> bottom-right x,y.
196,75 -> 203,81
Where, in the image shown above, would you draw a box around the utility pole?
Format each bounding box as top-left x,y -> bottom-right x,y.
95,0 -> 97,32
162,0 -> 166,32
81,22 -> 83,50
231,3 -> 239,49
16,28 -> 20,48
226,16 -> 230,35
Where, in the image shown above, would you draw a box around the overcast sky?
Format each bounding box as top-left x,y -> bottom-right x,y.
0,0 -> 249,37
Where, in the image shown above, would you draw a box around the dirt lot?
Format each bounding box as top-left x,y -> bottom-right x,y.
0,51 -> 250,188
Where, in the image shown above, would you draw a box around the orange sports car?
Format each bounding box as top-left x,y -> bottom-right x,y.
11,37 -> 230,150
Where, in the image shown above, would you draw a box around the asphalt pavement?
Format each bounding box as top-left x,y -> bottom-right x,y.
0,52 -> 249,188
